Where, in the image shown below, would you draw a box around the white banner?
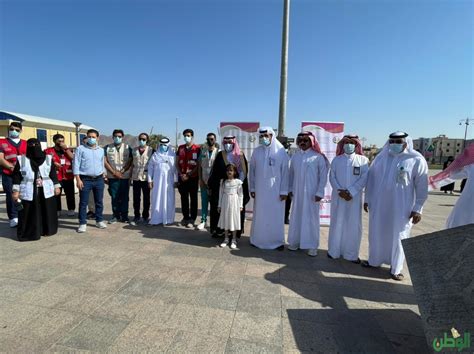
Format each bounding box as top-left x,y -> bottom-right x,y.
301,121 -> 345,225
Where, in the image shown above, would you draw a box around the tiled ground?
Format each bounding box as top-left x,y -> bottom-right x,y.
0,180 -> 461,353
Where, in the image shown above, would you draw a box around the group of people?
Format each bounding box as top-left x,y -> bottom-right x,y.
1,121 -> 472,281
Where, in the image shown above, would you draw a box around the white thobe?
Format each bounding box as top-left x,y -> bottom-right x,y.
148,152 -> 177,225
328,153 -> 369,260
366,152 -> 428,274
287,150 -> 328,250
249,146 -> 289,249
446,164 -> 474,228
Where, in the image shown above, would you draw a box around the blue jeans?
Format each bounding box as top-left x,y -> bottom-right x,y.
1,173 -> 17,220
200,186 -> 209,222
108,178 -> 130,221
78,176 -> 104,225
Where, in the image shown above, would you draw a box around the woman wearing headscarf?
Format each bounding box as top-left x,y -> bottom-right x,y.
429,144 -> 474,228
11,138 -> 61,241
287,131 -> 328,256
207,135 -> 250,239
148,137 -> 177,226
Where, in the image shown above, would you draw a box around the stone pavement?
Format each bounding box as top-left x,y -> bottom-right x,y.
0,182 -> 462,353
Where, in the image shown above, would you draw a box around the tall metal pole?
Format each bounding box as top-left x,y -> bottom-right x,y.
175,117 -> 179,149
459,117 -> 470,150
73,122 -> 82,147
277,0 -> 290,138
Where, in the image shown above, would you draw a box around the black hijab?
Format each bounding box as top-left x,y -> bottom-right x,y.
26,138 -> 46,171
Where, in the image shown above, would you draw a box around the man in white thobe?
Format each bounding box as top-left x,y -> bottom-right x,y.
249,127 -> 289,250
363,132 -> 428,281
328,134 -> 369,262
287,132 -> 328,256
148,138 -> 177,226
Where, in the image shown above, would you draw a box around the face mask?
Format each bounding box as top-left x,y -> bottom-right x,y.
9,130 -> 20,139
184,136 -> 192,143
344,144 -> 355,155
260,137 -> 271,146
139,139 -> 147,147
87,137 -> 97,146
207,139 -> 215,146
113,136 -> 122,145
224,143 -> 234,152
159,145 -> 169,153
389,143 -> 405,154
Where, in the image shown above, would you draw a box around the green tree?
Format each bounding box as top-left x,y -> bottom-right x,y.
148,134 -> 165,149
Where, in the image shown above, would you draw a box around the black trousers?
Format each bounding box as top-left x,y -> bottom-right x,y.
178,177 -> 199,222
133,180 -> 150,220
56,179 -> 76,211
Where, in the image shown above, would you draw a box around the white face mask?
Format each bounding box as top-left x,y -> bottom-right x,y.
184,136 -> 192,143
389,143 -> 405,154
224,143 -> 234,152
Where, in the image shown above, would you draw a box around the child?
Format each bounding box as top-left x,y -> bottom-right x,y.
218,164 -> 244,249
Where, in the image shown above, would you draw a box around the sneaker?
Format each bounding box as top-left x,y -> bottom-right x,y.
108,217 -> 118,224
307,249 -> 318,257
96,221 -> 107,229
121,218 -> 130,223
77,224 -> 87,233
288,245 -> 298,251
186,222 -> 194,228
230,241 -> 237,249
129,219 -> 137,226
220,239 -> 229,248
9,218 -> 18,228
196,222 -> 206,231
180,218 -> 188,226
67,210 -> 75,217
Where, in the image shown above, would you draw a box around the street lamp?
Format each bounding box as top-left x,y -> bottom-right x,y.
459,117 -> 470,151
277,0 -> 290,138
73,121 -> 82,147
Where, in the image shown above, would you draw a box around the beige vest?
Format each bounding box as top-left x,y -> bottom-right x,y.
105,143 -> 132,179
132,146 -> 153,181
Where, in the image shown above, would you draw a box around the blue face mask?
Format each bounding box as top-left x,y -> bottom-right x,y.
87,137 -> 97,146
344,143 -> 355,155
9,129 -> 20,139
224,143 -> 234,152
389,143 -> 405,154
113,136 -> 122,145
260,137 -> 271,146
159,145 -> 169,153
139,139 -> 147,147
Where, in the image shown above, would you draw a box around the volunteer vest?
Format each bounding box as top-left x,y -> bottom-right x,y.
200,147 -> 218,183
18,155 -> 55,201
44,147 -> 74,181
105,143 -> 132,179
178,144 -> 200,178
132,146 -> 153,181
0,138 -> 27,175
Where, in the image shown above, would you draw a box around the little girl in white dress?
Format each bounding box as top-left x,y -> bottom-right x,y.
218,164 -> 244,249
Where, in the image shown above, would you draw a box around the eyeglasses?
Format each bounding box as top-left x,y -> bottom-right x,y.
9,128 -> 21,132
389,139 -> 404,144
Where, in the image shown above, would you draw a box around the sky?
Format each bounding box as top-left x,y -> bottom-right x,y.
0,0 -> 472,147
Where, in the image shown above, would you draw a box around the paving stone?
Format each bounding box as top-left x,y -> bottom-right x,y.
237,291 -> 282,317
60,316 -> 130,351
230,312 -> 282,346
117,276 -> 164,297
241,275 -> 281,296
166,330 -> 227,353
92,293 -> 150,320
0,277 -> 42,301
194,286 -> 240,311
133,297 -> 177,326
282,318 -> 339,352
225,338 -> 284,353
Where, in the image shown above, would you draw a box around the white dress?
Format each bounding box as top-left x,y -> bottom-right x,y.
218,179 -> 244,231
446,164 -> 474,228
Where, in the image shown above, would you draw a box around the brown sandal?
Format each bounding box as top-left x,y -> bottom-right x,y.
391,273 -> 404,281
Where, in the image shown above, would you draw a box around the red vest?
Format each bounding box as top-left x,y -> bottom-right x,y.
0,138 -> 27,175
178,144 -> 201,178
44,147 -> 74,181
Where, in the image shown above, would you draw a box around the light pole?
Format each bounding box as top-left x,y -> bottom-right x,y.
459,117 -> 470,150
73,122 -> 82,147
277,0 -> 290,138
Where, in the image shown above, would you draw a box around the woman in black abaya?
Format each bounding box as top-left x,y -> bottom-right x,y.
12,138 -> 61,241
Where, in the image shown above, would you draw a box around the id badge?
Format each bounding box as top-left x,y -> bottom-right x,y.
60,158 -> 66,165
192,153 -> 197,160
353,166 -> 360,176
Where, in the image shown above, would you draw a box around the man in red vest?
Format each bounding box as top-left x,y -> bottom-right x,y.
177,128 -> 201,228
45,134 -> 76,217
0,121 -> 27,227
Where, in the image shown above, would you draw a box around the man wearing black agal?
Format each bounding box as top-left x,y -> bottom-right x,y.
208,135 -> 250,238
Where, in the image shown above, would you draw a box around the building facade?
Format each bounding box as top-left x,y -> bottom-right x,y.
413,135 -> 467,163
